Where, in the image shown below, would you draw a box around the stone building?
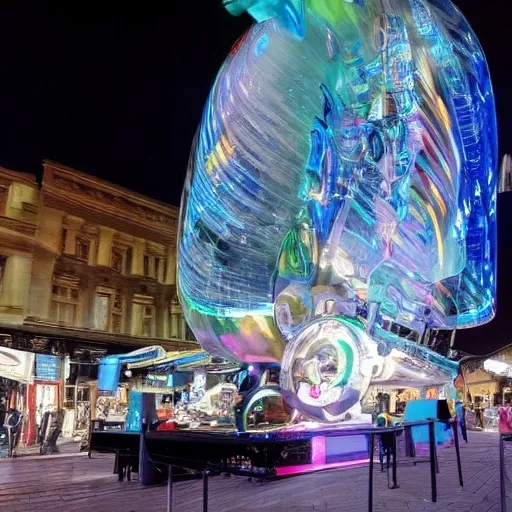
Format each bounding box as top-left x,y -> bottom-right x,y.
0,161 -> 196,444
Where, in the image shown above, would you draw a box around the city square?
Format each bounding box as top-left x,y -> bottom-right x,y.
0,432 -> 504,512
0,1 -> 511,511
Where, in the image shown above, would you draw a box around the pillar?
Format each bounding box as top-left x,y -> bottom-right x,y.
165,247 -> 176,285
27,248 -> 56,320
0,254 -> 32,310
132,239 -> 145,276
97,226 -> 115,266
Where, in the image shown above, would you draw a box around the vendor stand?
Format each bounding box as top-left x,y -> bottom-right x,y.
89,347 -> 216,481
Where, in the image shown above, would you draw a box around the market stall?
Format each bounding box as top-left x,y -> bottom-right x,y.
90,347 -> 212,481
460,346 -> 512,431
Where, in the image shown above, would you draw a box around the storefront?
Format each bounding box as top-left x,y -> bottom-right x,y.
0,346 -> 36,454
460,344 -> 512,431
0,329 -> 164,455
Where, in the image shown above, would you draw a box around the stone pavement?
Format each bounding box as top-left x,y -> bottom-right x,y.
0,431 -> 503,512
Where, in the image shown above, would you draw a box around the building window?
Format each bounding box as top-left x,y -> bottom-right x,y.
142,306 -> 155,337
169,301 -> 189,340
143,253 -> 163,281
51,279 -> 79,324
94,293 -> 110,331
111,248 -> 124,273
112,292 -> 124,334
94,287 -> 124,333
60,229 -> 67,253
75,237 -> 90,262
125,247 -> 133,275
185,324 -> 195,341
132,295 -> 155,337
143,255 -> 150,277
170,310 -> 181,339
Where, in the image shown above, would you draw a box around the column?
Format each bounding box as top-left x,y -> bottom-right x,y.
165,247 -> 176,285
27,248 -> 56,320
97,226 -> 115,266
0,254 -> 32,310
132,239 -> 145,276
131,302 -> 143,336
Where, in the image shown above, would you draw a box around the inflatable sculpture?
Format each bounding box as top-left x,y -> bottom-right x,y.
178,0 -> 497,424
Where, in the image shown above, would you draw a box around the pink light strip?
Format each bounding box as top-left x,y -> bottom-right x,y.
275,458 -> 372,477
311,436 -> 326,465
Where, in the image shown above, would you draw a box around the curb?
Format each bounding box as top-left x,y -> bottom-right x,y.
0,451 -> 89,462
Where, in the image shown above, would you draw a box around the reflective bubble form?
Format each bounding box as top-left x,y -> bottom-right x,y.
178,0 -> 497,421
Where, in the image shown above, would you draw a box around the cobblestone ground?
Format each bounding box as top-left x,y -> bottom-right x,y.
0,431 -> 503,512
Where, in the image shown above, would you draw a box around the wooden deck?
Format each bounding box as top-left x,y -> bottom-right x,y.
0,431 -> 503,512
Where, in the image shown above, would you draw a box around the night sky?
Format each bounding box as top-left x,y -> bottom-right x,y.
0,2 -> 510,355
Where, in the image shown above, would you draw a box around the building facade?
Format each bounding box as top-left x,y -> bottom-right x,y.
0,161 -> 196,446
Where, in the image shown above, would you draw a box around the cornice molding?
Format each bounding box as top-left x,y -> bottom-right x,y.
0,216 -> 37,237
0,167 -> 38,187
42,161 -> 179,246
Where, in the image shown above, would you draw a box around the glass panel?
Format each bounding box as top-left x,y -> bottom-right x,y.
112,313 -> 122,334
142,318 -> 152,337
65,303 -> 75,324
95,294 -> 110,330
143,255 -> 150,276
155,258 -> 160,279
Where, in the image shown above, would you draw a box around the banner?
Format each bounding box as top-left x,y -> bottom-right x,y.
35,354 -> 60,381
0,347 -> 35,384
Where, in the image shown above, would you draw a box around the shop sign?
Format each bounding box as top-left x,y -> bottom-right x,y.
0,347 -> 35,384
35,354 -> 60,381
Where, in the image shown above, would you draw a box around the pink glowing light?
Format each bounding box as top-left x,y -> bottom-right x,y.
311,436 -> 326,465
275,458 -> 371,477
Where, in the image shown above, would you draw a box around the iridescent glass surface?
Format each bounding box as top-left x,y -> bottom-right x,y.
178,0 -> 497,423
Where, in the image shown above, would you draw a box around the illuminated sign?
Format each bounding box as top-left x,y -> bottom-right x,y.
35,354 -> 60,381
483,359 -> 512,377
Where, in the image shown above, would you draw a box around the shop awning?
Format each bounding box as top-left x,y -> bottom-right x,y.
127,349 -> 209,370
0,347 -> 35,384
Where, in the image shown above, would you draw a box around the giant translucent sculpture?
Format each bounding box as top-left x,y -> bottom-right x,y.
178,0 -> 497,424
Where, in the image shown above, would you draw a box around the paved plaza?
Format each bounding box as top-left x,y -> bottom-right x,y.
0,431 -> 503,512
